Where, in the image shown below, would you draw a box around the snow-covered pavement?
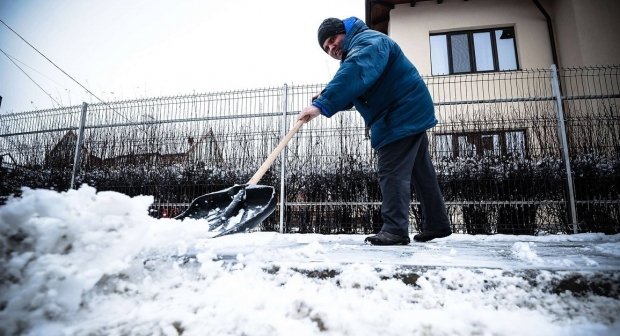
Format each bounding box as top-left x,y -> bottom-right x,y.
1,186 -> 619,335
183,231 -> 620,271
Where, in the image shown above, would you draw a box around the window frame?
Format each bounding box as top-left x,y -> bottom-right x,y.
433,129 -> 528,159
430,27 -> 520,76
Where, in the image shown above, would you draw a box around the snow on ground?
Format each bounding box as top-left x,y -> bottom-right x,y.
1,185 -> 619,336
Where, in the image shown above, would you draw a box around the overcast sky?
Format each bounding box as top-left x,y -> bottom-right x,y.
0,0 -> 364,113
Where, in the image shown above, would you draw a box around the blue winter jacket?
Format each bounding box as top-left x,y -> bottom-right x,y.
312,17 -> 437,150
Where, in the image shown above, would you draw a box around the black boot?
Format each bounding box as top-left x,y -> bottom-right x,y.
365,231 -> 411,246
413,229 -> 452,242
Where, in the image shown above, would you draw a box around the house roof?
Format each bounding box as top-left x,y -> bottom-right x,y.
365,0 -> 463,35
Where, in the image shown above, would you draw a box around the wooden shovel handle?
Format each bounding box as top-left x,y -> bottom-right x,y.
248,119 -> 305,185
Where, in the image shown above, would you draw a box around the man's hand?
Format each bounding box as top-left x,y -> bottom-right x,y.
297,105 -> 322,123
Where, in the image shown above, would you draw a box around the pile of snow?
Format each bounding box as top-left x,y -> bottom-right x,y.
511,241 -> 543,264
1,186 -> 619,335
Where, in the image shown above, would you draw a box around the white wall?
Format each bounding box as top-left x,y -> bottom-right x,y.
552,0 -> 620,67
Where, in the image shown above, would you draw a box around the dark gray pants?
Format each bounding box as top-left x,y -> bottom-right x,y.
377,132 -> 450,237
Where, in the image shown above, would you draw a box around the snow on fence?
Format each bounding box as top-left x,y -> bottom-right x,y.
1,66 -> 618,235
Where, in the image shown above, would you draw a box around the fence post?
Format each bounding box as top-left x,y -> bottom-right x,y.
550,65 -> 578,233
70,102 -> 88,189
279,84 -> 289,233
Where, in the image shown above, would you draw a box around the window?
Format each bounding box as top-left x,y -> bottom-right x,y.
430,27 -> 518,75
434,130 -> 527,159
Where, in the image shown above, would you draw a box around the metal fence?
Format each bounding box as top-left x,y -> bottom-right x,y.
1,65 -> 618,235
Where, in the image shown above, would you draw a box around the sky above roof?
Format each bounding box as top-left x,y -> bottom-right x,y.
0,0 -> 364,113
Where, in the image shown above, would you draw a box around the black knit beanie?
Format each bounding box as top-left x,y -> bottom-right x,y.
317,18 -> 345,50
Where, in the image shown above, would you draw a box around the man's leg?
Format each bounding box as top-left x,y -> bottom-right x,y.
376,133 -> 424,237
365,134 -> 420,245
411,133 -> 451,241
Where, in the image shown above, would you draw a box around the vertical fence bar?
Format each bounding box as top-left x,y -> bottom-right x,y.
550,65 -> 578,233
70,102 -> 88,189
279,84 -> 289,233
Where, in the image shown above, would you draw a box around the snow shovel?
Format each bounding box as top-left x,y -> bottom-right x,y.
175,119 -> 305,237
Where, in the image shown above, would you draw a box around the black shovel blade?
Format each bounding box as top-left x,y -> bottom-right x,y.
175,184 -> 277,237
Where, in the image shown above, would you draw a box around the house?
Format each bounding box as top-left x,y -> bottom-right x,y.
364,0 -> 619,159
99,128 -> 223,167
186,128 -> 224,165
45,128 -> 223,169
45,131 -> 102,168
45,131 -> 77,168
365,0 -> 619,73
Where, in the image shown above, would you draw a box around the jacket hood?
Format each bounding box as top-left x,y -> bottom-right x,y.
341,17 -> 369,60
